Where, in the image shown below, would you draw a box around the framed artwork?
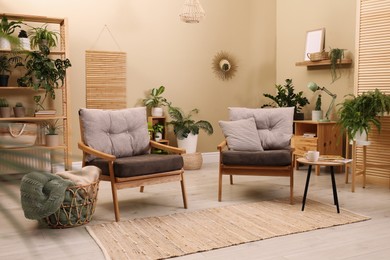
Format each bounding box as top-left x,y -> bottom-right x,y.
304,28 -> 325,61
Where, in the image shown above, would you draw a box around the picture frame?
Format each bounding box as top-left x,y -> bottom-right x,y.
304,28 -> 325,61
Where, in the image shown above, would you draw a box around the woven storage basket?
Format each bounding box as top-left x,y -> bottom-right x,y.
43,180 -> 99,228
307,51 -> 329,61
182,152 -> 203,170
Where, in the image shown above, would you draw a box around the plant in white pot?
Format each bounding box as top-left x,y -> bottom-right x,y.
337,89 -> 390,144
312,94 -> 323,121
44,119 -> 62,147
152,123 -> 164,141
142,85 -> 169,117
167,106 -> 213,153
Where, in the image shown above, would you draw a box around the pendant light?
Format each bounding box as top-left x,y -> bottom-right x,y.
179,0 -> 205,23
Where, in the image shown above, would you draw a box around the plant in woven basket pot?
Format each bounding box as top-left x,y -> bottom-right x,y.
337,89 -> 390,143
0,97 -> 11,117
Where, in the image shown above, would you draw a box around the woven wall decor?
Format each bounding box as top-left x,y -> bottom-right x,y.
85,50 -> 126,109
212,51 -> 237,81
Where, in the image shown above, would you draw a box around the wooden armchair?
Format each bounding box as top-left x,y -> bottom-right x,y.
217,107 -> 295,204
78,107 -> 187,222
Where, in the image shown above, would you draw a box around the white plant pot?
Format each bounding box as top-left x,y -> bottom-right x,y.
0,37 -> 11,50
312,110 -> 323,121
351,130 -> 371,146
45,134 -> 60,147
151,107 -> 163,117
19,38 -> 31,50
154,132 -> 163,141
177,133 -> 198,154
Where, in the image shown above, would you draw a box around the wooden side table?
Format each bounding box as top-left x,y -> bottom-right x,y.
297,157 -> 351,213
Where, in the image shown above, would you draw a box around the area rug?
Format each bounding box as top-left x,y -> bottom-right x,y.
86,198 -> 370,260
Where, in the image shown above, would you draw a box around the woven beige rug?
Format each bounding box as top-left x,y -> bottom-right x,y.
86,198 -> 369,260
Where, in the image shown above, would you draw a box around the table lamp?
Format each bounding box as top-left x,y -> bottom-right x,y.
307,82 -> 337,122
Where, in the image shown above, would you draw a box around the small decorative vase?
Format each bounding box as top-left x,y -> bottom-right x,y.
151,107 -> 163,117
0,107 -> 11,118
45,134 -> 60,147
154,132 -> 163,141
312,110 -> 323,121
13,107 -> 26,117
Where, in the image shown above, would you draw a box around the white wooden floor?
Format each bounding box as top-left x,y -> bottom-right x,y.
1,162 -> 390,260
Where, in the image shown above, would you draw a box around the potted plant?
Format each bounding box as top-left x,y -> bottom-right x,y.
337,89 -> 390,143
13,102 -> 25,117
0,97 -> 11,117
142,85 -> 169,116
0,16 -> 22,50
312,94 -> 323,121
329,48 -> 345,83
152,123 -> 164,141
262,79 -> 310,120
17,44 -> 71,110
29,24 -> 59,50
18,29 -> 30,50
43,119 -> 62,147
167,106 -> 213,153
0,54 -> 22,86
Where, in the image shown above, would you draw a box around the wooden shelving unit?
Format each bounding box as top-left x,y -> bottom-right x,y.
0,13 -> 71,171
295,59 -> 352,67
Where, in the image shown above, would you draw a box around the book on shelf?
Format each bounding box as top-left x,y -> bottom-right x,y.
303,132 -> 316,138
34,110 -> 56,117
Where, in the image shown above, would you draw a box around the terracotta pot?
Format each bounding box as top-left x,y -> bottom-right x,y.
13,107 -> 26,117
0,107 -> 11,118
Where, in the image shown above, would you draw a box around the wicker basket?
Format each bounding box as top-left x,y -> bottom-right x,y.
182,152 -> 203,170
43,180 -> 100,228
307,51 -> 329,61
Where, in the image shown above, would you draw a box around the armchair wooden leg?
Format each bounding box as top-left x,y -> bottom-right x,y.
140,186 -> 144,192
111,183 -> 120,222
218,172 -> 223,202
180,173 -> 188,209
230,175 -> 233,185
290,172 -> 294,205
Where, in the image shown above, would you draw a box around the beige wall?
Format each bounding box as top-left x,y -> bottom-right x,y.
276,0 -> 357,118
1,0 -> 277,159
1,0 -> 357,161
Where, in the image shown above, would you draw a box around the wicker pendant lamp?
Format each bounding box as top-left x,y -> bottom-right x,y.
179,0 -> 205,23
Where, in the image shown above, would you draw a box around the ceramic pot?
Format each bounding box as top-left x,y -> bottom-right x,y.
0,107 -> 11,118
177,133 -> 198,154
151,107 -> 163,117
154,132 -> 163,141
312,110 -> 323,121
0,75 -> 9,87
45,134 -> 60,147
13,107 -> 26,117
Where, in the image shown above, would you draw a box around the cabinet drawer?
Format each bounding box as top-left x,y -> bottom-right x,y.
293,136 -> 318,155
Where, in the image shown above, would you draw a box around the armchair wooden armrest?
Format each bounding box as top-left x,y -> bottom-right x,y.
78,141 -> 116,161
217,140 -> 227,152
150,140 -> 186,155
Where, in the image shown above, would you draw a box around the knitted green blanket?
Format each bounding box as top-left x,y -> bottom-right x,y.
20,171 -> 74,220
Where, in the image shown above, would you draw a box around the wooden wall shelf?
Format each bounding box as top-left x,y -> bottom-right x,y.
295,59 -> 352,67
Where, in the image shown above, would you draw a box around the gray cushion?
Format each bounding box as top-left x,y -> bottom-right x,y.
79,107 -> 150,161
229,107 -> 294,150
86,154 -> 184,178
221,149 -> 292,166
219,117 -> 263,151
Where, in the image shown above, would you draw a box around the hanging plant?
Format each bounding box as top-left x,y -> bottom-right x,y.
329,48 -> 345,83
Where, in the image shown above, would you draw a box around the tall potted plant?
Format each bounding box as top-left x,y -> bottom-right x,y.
262,79 -> 310,120
142,85 -> 169,116
167,106 -> 213,153
337,89 -> 390,142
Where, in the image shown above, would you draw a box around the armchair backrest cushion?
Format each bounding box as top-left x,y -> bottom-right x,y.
229,107 -> 294,150
79,107 -> 150,161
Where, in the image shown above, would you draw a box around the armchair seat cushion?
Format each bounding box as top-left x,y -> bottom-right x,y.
221,149 -> 291,166
86,154 -> 184,178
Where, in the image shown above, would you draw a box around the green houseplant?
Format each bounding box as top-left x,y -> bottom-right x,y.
43,119 -> 62,147
329,48 -> 345,83
142,85 -> 169,116
0,54 -> 22,86
29,24 -> 59,49
312,94 -> 323,121
337,89 -> 390,142
0,97 -> 11,117
0,16 -> 22,50
167,106 -> 213,153
262,78 -> 310,120
152,123 -> 164,141
17,44 -> 71,110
